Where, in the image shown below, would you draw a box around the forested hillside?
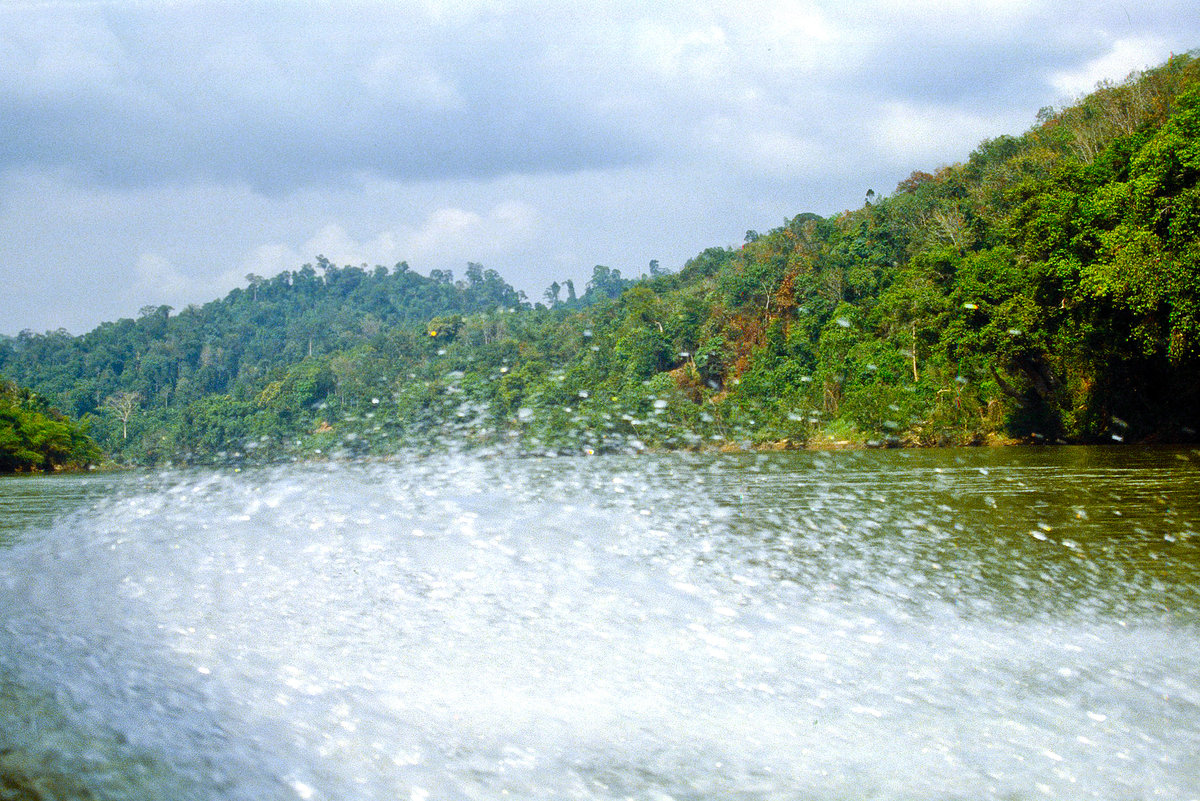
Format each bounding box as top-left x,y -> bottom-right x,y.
3,53 -> 1198,464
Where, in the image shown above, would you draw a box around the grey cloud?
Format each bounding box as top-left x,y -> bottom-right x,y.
829,2 -> 1200,110
3,0 -> 1199,335
0,3 -> 659,191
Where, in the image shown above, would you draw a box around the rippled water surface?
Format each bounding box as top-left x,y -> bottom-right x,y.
2,447 -> 1199,800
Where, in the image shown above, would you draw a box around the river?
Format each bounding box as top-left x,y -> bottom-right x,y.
2,446 -> 1199,800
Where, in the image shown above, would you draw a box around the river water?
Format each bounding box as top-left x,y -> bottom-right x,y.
2,446 -> 1199,800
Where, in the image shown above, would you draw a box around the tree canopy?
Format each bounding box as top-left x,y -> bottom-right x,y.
0,380 -> 100,472
3,53 -> 1198,464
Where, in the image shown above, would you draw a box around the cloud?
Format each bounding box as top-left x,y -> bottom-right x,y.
631,21 -> 732,83
404,201 -> 538,264
0,0 -> 1155,196
241,201 -> 538,282
131,252 -> 245,314
3,0 -> 1200,334
871,101 -> 1026,169
242,225 -> 405,280
0,1 -> 664,191
1050,36 -> 1172,97
4,1 -> 1199,196
132,252 -> 191,301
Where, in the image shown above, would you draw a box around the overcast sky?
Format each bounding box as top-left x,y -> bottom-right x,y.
2,0 -> 1197,335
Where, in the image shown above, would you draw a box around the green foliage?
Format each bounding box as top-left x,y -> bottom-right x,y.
3,52 -> 1199,460
0,380 -> 101,472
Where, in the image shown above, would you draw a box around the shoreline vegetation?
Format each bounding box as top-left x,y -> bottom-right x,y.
0,380 -> 100,473
2,53 -> 1199,472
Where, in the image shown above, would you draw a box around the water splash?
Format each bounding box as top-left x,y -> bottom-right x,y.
2,451 -> 1199,799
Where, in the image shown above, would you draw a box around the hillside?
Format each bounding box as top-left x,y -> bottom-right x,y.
2,53 -> 1198,464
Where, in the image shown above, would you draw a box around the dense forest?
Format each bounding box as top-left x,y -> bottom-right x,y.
2,53 -> 1198,468
0,380 -> 100,472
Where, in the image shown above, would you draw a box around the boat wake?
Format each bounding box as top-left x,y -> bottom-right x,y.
2,453 -> 1199,800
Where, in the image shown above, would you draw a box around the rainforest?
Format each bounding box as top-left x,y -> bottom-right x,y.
2,54 -> 1198,470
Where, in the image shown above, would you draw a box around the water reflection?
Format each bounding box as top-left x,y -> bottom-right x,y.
0,471 -> 130,544
714,447 -> 1200,621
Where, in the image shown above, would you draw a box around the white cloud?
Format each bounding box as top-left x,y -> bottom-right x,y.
242,224 -> 405,278
240,201 -> 538,284
860,0 -> 1038,24
305,224 -> 402,268
633,22 -> 731,82
132,252 -> 187,300
872,101 -> 1024,166
358,56 -> 464,110
696,115 -> 826,177
417,0 -> 511,25
0,8 -> 128,101
242,243 -> 306,282
4,0 -> 1200,334
1050,36 -> 1170,97
401,201 -> 538,265
132,252 -> 244,313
